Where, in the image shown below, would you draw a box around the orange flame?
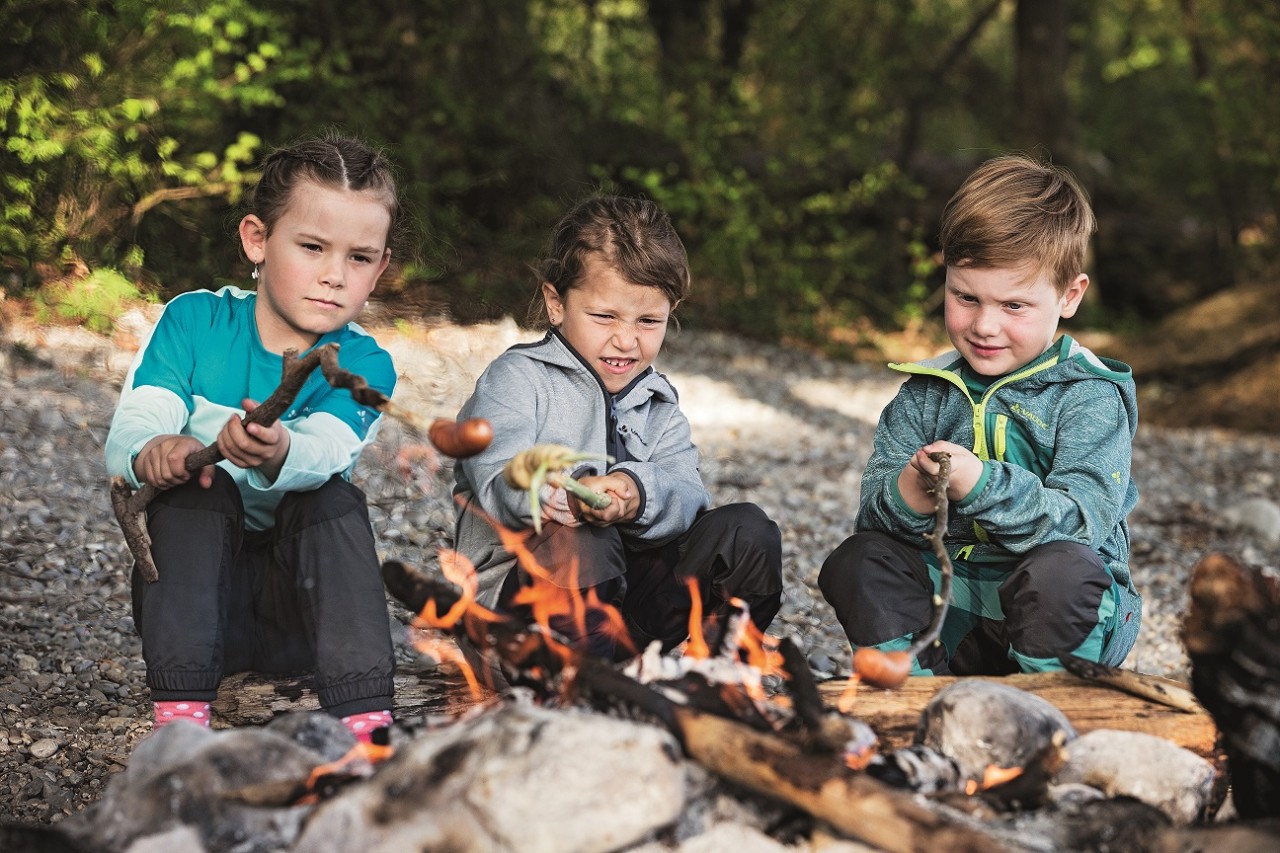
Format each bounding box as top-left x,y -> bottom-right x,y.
837,673 -> 861,715
965,763 -> 1025,795
683,577 -> 710,659
296,740 -> 394,805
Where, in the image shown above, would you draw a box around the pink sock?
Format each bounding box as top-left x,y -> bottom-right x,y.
153,700 -> 212,729
341,710 -> 392,743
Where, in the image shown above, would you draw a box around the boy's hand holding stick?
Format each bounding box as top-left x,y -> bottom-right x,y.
111,342 -> 493,582
502,444 -> 613,534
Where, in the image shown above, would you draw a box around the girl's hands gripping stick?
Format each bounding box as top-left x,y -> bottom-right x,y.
503,444 -> 614,534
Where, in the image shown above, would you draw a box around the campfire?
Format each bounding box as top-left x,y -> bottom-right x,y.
24,547 -> 1275,853
37,352 -> 1278,852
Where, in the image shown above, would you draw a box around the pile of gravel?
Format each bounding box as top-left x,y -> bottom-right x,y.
2,314 -> 1278,830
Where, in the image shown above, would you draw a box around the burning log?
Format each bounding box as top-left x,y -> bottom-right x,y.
653,700 -> 1006,853
381,557 -> 1012,851
111,343 -> 492,582
1183,552 -> 1280,819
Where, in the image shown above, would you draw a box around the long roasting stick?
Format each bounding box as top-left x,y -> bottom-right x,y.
111,343 -> 492,582
851,451 -> 953,688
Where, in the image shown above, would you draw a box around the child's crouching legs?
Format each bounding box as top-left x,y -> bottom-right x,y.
818,531 -> 949,674
679,502 -> 783,634
274,476 -> 395,724
998,541 -> 1114,672
135,468 -> 244,706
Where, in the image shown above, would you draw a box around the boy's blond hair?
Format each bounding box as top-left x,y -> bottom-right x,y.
939,154 -> 1096,293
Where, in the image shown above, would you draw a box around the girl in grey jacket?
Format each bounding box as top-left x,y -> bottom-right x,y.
453,196 -> 782,659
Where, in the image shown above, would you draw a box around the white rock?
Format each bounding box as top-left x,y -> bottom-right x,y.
29,738 -> 60,760
1053,729 -> 1216,824
1220,498 -> 1280,547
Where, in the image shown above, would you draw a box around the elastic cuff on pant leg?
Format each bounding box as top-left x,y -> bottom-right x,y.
147,669 -> 222,700
1008,649 -> 1066,673
149,687 -> 220,703
318,676 -> 395,718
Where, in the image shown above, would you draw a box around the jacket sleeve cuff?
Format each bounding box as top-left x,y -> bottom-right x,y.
955,461 -> 995,509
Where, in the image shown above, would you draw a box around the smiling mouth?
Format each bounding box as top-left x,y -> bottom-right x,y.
601,357 -> 636,371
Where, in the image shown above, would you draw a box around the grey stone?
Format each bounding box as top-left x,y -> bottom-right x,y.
916,678 -> 1076,781
1053,728 -> 1216,824
293,703 -> 686,853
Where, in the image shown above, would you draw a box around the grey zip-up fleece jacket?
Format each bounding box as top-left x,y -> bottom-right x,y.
856,334 -> 1140,587
453,331 -> 711,605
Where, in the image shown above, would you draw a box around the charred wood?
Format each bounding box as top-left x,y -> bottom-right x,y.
1183,552 -> 1280,820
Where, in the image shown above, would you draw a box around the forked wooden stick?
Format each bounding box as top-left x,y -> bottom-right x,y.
111,343 -> 491,582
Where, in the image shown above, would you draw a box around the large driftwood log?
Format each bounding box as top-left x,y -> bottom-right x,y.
1183,552 -> 1280,819
819,672 -> 1221,763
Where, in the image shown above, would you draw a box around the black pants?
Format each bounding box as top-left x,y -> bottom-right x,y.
498,503 -> 783,659
818,531 -> 1113,675
131,469 -> 395,717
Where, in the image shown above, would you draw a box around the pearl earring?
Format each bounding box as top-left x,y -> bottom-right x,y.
251,264 -> 260,281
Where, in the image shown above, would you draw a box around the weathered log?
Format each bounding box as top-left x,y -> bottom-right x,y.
819,672 -> 1221,763
1060,653 -> 1202,712
1183,552 -> 1280,819
211,669 -> 480,727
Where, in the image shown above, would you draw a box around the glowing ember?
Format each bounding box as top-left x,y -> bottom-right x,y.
296,740 -> 394,805
965,763 -> 1025,795
836,674 -> 861,716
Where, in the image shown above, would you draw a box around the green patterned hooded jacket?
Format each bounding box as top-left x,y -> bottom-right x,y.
856,334 -> 1140,589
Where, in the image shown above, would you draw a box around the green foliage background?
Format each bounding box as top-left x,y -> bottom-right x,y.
3,0 -> 1278,351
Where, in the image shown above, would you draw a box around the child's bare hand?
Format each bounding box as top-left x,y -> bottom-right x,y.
910,441 -> 983,501
216,399 -> 291,477
134,434 -> 212,489
575,472 -> 640,526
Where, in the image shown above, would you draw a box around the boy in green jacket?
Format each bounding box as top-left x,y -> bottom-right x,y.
820,154 -> 1142,676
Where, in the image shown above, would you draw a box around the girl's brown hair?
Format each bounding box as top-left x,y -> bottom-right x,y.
247,130 -> 402,250
536,195 -> 690,316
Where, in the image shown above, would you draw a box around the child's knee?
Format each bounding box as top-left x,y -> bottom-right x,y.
276,476 -> 367,530
711,502 -> 781,554
1001,541 -> 1110,611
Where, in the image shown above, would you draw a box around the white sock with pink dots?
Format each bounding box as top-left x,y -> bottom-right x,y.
341,710 -> 392,743
153,700 -> 212,729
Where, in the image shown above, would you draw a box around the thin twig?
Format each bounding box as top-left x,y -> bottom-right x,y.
908,451 -> 953,659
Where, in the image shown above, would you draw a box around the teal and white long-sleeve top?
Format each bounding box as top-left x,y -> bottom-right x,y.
105,286 -> 395,531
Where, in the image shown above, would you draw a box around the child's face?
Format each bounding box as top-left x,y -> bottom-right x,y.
543,253 -> 672,393
238,179 -> 391,353
944,263 -> 1087,377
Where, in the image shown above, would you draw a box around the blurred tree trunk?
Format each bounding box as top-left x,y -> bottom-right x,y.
646,0 -> 754,94
1015,0 -> 1073,161
1178,0 -> 1238,290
